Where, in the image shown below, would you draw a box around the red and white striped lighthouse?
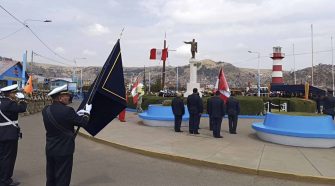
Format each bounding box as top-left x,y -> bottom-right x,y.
270,46 -> 285,84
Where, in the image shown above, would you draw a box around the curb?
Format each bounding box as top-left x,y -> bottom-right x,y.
78,132 -> 335,185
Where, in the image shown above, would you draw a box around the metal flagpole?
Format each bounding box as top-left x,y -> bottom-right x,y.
293,44 -> 296,85
311,24 -> 314,86
331,36 -> 334,96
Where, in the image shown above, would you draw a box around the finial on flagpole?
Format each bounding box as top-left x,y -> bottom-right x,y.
119,27 -> 125,39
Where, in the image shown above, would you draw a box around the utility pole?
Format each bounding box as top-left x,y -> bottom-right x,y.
162,36 -> 167,90
143,66 -> 146,92
31,50 -> 34,72
176,66 -> 179,92
293,44 -> 296,84
148,70 -> 151,93
311,24 -> 314,86
331,36 -> 334,96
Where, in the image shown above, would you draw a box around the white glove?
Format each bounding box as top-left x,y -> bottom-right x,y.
15,92 -> 25,99
85,104 -> 92,113
77,109 -> 89,116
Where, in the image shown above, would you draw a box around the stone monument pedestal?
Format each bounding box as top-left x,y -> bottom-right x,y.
184,58 -> 201,97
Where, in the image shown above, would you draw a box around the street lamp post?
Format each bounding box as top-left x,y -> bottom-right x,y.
23,19 -> 52,27
248,51 -> 261,97
73,57 -> 86,96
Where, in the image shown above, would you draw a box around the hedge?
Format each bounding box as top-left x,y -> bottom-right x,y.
127,95 -> 316,115
262,97 -> 316,113
128,95 -> 264,115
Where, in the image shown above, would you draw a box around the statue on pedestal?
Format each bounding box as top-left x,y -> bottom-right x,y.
184,39 -> 197,59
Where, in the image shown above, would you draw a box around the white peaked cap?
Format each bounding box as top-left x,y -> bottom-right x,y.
47,84 -> 69,97
0,84 -> 18,92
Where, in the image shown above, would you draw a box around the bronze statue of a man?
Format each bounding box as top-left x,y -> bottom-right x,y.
184,39 -> 197,59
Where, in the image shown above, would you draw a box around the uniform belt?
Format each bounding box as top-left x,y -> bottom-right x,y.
0,120 -> 18,126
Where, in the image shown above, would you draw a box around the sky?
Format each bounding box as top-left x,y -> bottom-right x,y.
1,0 -> 335,71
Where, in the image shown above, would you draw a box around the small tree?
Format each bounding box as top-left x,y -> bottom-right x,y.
151,76 -> 161,92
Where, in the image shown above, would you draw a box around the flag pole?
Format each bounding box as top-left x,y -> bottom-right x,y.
162,32 -> 167,90
75,38 -> 121,137
119,27 -> 125,39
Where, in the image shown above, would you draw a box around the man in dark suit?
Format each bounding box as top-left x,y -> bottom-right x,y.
171,93 -> 185,132
207,96 -> 213,131
207,91 -> 225,138
187,88 -> 203,134
42,85 -> 92,186
323,96 -> 335,120
0,84 -> 27,186
226,94 -> 240,134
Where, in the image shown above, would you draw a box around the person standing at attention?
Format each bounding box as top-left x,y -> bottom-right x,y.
171,93 -> 185,132
207,90 -> 225,138
187,88 -> 203,134
226,93 -> 240,134
0,84 -> 27,186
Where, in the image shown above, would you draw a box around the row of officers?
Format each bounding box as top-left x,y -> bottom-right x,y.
0,84 -> 92,186
172,88 -> 240,138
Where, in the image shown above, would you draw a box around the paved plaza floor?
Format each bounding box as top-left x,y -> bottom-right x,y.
79,111 -> 335,185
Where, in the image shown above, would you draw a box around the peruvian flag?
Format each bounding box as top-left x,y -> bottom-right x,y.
150,48 -> 168,61
218,68 -> 230,103
131,77 -> 140,104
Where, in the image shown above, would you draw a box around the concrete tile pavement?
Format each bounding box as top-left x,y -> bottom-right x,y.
79,111 -> 335,184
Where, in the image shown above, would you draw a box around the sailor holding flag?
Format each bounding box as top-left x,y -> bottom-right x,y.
42,85 -> 92,186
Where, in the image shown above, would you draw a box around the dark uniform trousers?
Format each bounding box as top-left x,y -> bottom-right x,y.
212,117 -> 223,138
209,116 -> 213,131
0,140 -> 18,186
46,155 -> 73,186
228,115 -> 238,133
174,115 -> 182,132
189,114 -> 199,133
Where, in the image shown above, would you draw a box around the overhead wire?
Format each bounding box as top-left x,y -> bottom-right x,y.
0,4 -> 74,64
0,26 -> 25,41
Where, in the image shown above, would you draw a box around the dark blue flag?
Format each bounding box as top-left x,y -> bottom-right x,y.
79,39 -> 127,136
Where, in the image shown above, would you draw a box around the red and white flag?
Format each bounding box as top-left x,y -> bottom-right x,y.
131,77 -> 140,104
218,68 -> 230,103
150,48 -> 168,61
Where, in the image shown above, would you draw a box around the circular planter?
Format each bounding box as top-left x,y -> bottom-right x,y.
139,104 -> 189,127
252,113 -> 335,148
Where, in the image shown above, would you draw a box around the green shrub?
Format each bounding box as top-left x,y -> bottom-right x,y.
262,97 -> 316,113
127,96 -> 174,110
236,96 -> 264,115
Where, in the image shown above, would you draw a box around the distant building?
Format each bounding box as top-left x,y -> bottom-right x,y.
0,57 -> 29,88
49,78 -> 78,94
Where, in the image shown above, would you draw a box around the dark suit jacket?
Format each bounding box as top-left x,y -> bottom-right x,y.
187,93 -> 203,114
42,102 -> 89,156
171,97 -> 185,116
0,97 -> 27,141
226,97 -> 240,116
207,96 -> 225,118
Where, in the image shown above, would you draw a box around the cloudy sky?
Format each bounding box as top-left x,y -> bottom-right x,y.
1,0 -> 335,71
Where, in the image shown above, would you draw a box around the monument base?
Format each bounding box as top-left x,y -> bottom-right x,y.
184,82 -> 201,97
184,58 -> 202,97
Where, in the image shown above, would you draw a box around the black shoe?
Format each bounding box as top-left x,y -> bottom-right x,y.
8,181 -> 20,186
194,132 -> 200,134
232,132 -> 237,134
175,130 -> 183,132
189,131 -> 194,134
214,136 -> 223,138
